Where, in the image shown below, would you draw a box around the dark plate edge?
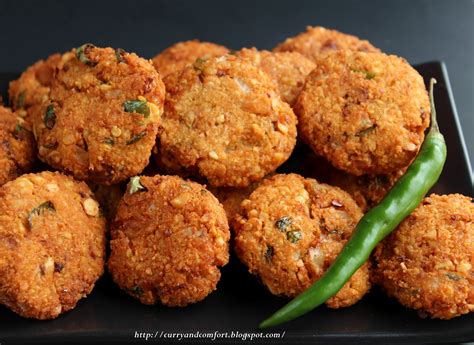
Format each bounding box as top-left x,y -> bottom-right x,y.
439,62 -> 474,186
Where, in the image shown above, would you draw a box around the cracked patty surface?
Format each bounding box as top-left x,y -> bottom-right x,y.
235,48 -> 315,106
234,174 -> 370,308
0,171 -> 106,319
34,45 -> 165,184
373,194 -> 474,319
273,26 -> 380,63
152,40 -> 229,77
156,55 -> 297,187
108,175 -> 230,307
295,51 -> 430,175
0,106 -> 36,186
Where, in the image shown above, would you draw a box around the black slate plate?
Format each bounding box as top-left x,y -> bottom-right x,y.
0,62 -> 472,344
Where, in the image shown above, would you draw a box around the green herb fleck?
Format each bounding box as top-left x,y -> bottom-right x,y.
181,183 -> 192,190
275,216 -> 292,232
129,176 -> 147,194
351,68 -> 376,80
264,244 -> 274,263
356,124 -> 376,137
104,138 -> 115,146
364,71 -> 376,80
126,131 -> 147,145
286,230 -> 302,243
76,43 -> 97,66
13,124 -> 26,139
27,201 -> 55,230
194,57 -> 206,71
115,48 -> 125,63
16,91 -> 26,109
44,104 -> 56,130
446,272 -> 462,281
130,285 -> 144,296
123,100 -> 150,117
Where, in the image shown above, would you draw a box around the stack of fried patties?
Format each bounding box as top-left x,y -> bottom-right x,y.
0,26 -> 471,321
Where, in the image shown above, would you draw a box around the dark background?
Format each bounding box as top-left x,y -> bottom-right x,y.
0,0 -> 472,169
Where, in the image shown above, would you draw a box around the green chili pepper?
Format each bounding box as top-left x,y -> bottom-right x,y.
123,100 -> 150,117
128,176 -> 147,194
126,131 -> 146,145
76,43 -> 97,66
16,90 -> 26,109
115,48 -> 125,63
259,78 -> 447,328
27,201 -> 56,230
44,104 -> 56,129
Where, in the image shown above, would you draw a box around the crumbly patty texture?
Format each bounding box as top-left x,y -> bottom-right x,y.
273,26 -> 380,62
108,175 -> 230,307
235,48 -> 315,106
234,174 -> 370,307
209,174 -> 273,228
0,106 -> 36,186
0,171 -> 106,319
8,54 -> 63,126
295,51 -> 430,175
157,55 -> 297,187
373,194 -> 474,320
152,40 -> 229,77
34,45 -> 165,184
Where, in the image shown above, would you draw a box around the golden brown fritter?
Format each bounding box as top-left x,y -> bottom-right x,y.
235,48 -> 315,106
373,194 -> 474,320
234,174 -> 370,308
0,106 -> 36,186
157,55 -> 297,187
0,171 -> 106,319
273,26 -> 380,62
152,40 -> 229,77
295,51 -> 430,176
108,175 -> 230,307
34,45 -> 165,185
8,53 -> 63,126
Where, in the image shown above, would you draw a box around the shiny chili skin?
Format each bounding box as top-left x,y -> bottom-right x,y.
260,79 -> 447,328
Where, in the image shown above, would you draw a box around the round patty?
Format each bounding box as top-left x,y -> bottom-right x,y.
373,194 -> 474,319
108,175 -> 230,307
273,26 -> 380,62
235,48 -> 315,106
34,44 -> 165,184
0,106 -> 36,186
234,174 -> 370,308
156,55 -> 297,187
295,51 -> 430,175
152,40 -> 229,77
0,171 -> 106,319
9,53 -> 63,126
